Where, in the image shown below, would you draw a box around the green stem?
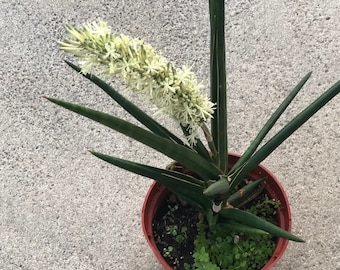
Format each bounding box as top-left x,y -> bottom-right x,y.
180,124 -> 212,161
201,123 -> 217,160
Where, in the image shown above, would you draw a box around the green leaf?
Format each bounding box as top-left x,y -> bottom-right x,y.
230,72 -> 312,174
228,179 -> 264,206
209,0 -> 228,172
203,177 -> 230,196
90,151 -> 212,211
220,208 -> 304,242
64,60 -> 184,145
217,220 -> 269,235
45,97 -> 222,181
231,79 -> 340,190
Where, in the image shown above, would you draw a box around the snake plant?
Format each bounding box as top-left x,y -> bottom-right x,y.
46,0 -> 339,243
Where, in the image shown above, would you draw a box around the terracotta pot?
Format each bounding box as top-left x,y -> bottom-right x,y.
142,153 -> 291,269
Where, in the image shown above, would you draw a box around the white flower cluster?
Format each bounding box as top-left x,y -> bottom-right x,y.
58,21 -> 215,143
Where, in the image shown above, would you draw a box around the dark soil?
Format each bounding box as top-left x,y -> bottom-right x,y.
152,193 -> 199,269
152,189 -> 278,270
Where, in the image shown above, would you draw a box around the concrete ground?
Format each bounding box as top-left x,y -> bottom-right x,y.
1,0 -> 339,269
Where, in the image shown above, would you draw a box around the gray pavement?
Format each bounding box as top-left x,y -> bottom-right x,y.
1,0 -> 339,269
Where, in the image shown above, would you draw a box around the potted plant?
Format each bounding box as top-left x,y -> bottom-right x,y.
45,0 -> 339,269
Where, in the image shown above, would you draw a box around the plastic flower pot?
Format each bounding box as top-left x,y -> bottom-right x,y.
141,153 -> 292,270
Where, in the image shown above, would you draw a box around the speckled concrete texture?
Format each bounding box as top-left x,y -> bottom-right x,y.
1,0 -> 339,269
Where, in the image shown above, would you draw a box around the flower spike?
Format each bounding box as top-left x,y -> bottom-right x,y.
58,20 -> 215,144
